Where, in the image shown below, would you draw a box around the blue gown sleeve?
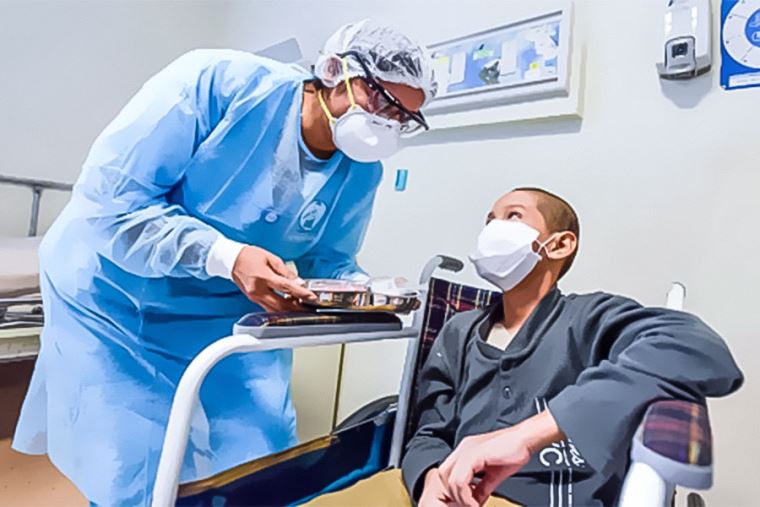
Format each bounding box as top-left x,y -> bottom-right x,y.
295,163 -> 383,280
547,294 -> 744,475
75,49 -> 269,279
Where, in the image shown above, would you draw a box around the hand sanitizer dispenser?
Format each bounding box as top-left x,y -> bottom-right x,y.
657,0 -> 712,79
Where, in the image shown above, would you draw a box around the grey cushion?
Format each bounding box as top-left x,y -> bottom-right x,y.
630,400 -> 713,490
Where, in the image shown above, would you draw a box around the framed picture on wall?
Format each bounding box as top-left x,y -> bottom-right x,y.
425,2 -> 575,115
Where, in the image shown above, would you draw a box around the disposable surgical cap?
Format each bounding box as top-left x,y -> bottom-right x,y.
314,19 -> 438,106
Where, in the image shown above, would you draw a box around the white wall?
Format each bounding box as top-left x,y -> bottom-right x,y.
0,1 -> 238,235
231,1 -> 759,505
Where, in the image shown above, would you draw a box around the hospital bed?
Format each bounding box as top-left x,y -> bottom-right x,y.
153,256 -> 713,507
0,175 -> 72,362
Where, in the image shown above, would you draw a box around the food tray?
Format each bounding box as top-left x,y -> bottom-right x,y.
302,279 -> 420,314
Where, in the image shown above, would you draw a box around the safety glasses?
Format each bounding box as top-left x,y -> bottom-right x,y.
337,51 -> 429,135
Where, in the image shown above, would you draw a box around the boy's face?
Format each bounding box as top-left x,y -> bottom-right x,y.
487,190 -> 550,240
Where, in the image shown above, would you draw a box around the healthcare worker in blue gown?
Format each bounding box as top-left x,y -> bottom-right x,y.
13,20 -> 437,505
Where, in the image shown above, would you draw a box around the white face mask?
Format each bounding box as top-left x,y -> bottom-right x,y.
317,60 -> 402,163
469,220 -> 555,292
329,106 -> 400,162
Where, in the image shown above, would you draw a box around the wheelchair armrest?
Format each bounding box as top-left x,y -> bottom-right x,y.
233,311 -> 403,338
630,400 -> 713,490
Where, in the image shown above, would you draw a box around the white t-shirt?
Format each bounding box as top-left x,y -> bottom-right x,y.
486,321 -> 513,350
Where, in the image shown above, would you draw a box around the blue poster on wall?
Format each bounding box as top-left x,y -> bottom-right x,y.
430,20 -> 561,99
721,0 -> 760,89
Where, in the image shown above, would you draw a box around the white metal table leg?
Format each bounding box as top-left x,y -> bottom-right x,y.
152,335 -> 263,507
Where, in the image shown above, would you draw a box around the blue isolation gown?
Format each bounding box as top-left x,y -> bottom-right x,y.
13,49 -> 382,505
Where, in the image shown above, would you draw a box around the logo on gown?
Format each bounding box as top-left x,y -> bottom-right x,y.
299,201 -> 327,231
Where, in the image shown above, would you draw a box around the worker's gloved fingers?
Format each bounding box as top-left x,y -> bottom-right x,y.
278,297 -> 309,313
259,292 -> 309,313
255,292 -> 288,313
267,254 -> 297,280
271,276 -> 317,301
256,295 -> 278,313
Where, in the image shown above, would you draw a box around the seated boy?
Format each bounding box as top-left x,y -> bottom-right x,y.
309,188 -> 743,507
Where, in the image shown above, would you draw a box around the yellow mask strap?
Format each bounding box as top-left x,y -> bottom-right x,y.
318,55 -> 359,124
317,88 -> 337,124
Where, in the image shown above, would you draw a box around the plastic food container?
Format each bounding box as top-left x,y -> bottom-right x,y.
303,279 -> 371,309
302,279 -> 420,313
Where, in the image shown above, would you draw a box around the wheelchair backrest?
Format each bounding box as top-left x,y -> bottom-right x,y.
403,277 -> 499,444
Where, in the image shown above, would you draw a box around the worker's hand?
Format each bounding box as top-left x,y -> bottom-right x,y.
438,429 -> 530,507
231,246 -> 317,312
419,467 -> 455,507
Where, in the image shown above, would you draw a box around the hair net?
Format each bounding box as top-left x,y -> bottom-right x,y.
314,19 -> 437,106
